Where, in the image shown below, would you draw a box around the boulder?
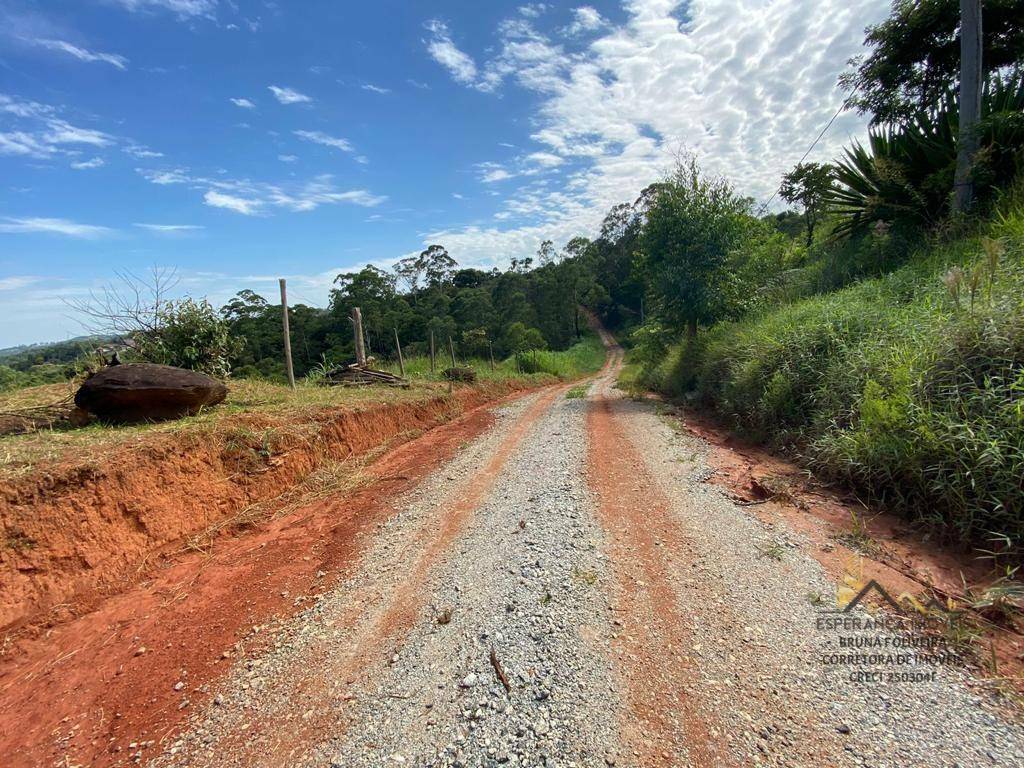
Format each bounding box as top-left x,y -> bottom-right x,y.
442,366 -> 477,383
75,363 -> 227,423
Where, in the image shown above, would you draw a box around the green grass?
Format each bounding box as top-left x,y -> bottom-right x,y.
511,333 -> 607,378
642,191 -> 1024,546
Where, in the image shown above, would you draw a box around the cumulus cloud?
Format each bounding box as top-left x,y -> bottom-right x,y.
0,216 -> 113,238
230,97 -> 255,108
294,129 -> 354,153
268,85 -> 312,104
421,0 -> 889,268
424,20 -> 477,85
563,6 -> 605,36
30,39 -> 128,69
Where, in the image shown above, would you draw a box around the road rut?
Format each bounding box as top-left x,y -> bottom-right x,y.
148,336 -> 1024,768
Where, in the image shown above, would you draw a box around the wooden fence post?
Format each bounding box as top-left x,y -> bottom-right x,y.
429,330 -> 436,374
488,341 -> 495,371
279,279 -> 295,389
448,336 -> 457,368
351,307 -> 366,366
394,328 -> 405,378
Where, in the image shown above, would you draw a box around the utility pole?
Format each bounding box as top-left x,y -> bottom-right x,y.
351,307 -> 366,366
953,0 -> 983,213
279,278 -> 295,389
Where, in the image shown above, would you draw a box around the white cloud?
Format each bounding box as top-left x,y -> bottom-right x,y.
133,223 -> 204,233
0,276 -> 42,291
204,190 -> 261,215
230,97 -> 255,109
452,192 -> 464,200
123,143 -> 163,159
294,129 -> 354,153
0,98 -> 115,159
268,85 -> 312,104
526,151 -> 564,167
112,0 -> 217,18
518,4 -> 548,18
140,167 -> 386,215
424,20 -> 478,85
361,84 -> 391,94
482,168 -> 513,183
0,216 -> 113,238
43,120 -> 112,147
278,154 -> 298,162
30,39 -> 128,69
70,157 -> 105,169
419,0 -> 889,269
564,6 -> 605,35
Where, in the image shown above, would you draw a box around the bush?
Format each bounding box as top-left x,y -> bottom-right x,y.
133,298 -> 241,379
645,199 -> 1024,545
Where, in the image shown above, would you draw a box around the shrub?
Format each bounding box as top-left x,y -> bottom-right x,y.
646,200 -> 1024,545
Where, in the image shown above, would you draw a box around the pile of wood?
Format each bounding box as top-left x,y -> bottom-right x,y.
324,362 -> 409,388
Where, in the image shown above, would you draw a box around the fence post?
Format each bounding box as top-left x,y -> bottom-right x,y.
488,341 -> 495,371
429,330 -> 436,374
448,336 -> 457,368
394,328 -> 406,378
279,279 -> 295,389
351,307 -> 366,366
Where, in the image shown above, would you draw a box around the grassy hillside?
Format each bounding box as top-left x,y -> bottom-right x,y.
642,193 -> 1024,545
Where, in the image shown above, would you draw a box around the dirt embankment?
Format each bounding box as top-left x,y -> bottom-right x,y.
0,381 -> 533,633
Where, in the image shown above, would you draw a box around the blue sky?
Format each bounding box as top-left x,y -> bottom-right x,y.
0,0 -> 889,347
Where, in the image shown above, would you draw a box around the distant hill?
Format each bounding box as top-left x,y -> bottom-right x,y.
0,335 -> 117,369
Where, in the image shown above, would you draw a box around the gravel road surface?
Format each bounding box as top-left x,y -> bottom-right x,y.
153,337 -> 1024,768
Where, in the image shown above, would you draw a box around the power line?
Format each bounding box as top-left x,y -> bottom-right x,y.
760,87 -> 857,214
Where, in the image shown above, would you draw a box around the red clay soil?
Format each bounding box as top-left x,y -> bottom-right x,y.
585,348 -> 720,768
210,384 -> 567,767
676,406 -> 1024,691
0,385 -> 540,768
0,383 -> 530,634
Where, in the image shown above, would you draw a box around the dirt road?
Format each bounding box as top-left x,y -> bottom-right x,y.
10,333 -> 1024,767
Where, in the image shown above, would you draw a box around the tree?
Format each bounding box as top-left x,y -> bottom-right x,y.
840,0 -> 1024,125
537,240 -> 556,266
639,157 -> 751,337
779,162 -> 834,246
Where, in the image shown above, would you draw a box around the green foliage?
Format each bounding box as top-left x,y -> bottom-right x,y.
646,201 -> 1024,545
779,162 -> 834,246
639,157 -> 753,333
134,298 -> 241,378
827,74 -> 1024,239
840,0 -> 1024,126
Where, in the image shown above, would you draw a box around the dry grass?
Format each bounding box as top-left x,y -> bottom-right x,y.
0,376 -> 525,481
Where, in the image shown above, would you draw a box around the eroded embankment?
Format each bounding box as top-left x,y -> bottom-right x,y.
0,381 -> 535,632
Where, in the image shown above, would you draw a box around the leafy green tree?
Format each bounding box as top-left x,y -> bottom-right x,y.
504,322 -> 546,353
639,157 -> 752,337
840,0 -> 1024,125
779,162 -> 834,246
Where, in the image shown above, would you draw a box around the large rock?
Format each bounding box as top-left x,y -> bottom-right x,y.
75,363 -> 227,423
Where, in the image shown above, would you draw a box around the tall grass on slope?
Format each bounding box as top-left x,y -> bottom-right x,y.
644,198 -> 1024,545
